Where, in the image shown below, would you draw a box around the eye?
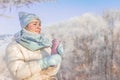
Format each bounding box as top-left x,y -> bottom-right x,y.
33,24 -> 36,25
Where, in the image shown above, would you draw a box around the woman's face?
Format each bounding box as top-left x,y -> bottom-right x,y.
25,19 -> 41,34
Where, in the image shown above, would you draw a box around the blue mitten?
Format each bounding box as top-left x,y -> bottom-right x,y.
57,42 -> 64,56
39,54 -> 62,69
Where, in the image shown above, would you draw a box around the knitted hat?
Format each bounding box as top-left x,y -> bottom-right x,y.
19,12 -> 40,28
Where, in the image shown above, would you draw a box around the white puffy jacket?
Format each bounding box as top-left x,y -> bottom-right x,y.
5,39 -> 60,80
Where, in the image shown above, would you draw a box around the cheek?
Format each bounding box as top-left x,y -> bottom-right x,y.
28,25 -> 36,31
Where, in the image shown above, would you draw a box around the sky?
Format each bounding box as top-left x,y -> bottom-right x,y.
0,0 -> 120,34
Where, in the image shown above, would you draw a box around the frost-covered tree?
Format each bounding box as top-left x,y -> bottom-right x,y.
103,9 -> 120,27
0,0 -> 56,18
43,11 -> 120,80
0,0 -> 55,9
44,13 -> 112,80
103,10 -> 120,80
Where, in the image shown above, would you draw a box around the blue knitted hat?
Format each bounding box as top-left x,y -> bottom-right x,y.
19,12 -> 40,28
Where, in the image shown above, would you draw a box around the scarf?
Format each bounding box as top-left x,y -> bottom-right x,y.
14,29 -> 52,51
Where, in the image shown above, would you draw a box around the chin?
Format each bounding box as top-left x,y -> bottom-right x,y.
35,32 -> 41,34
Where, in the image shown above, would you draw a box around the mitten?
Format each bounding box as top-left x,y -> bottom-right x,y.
39,54 -> 61,69
57,42 -> 64,56
51,39 -> 60,55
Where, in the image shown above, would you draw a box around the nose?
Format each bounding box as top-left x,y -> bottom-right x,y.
35,25 -> 41,34
36,25 -> 41,29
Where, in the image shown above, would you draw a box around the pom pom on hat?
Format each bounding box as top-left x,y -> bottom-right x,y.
19,12 -> 40,28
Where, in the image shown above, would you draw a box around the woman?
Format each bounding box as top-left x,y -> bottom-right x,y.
5,12 -> 64,80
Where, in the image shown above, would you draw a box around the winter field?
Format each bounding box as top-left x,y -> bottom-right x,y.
1,10 -> 120,80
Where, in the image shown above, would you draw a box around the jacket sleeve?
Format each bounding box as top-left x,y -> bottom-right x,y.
6,44 -> 41,80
